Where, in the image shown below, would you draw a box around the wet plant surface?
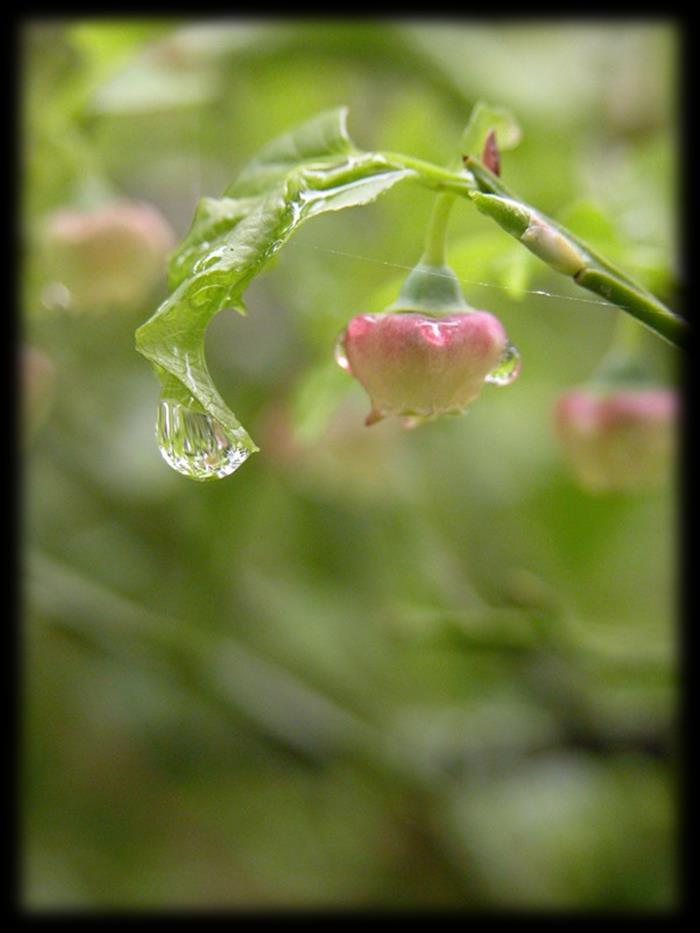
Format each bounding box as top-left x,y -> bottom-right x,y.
22,19 -> 680,911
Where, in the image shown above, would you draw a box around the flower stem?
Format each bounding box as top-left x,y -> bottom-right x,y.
421,192 -> 457,266
573,267 -> 686,349
377,150 -> 686,350
380,151 -> 475,196
463,156 -> 688,350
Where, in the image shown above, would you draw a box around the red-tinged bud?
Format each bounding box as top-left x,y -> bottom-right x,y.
336,310 -> 512,427
41,200 -> 176,313
481,129 -> 501,176
554,386 -> 678,492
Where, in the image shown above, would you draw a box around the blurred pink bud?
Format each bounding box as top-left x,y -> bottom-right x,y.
337,311 -> 509,426
42,200 -> 176,312
554,386 -> 678,492
22,345 -> 56,442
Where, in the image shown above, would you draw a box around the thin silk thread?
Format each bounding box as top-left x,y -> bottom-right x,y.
288,241 -> 618,309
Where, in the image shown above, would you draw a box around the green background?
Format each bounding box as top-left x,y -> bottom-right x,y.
22,19 -> 679,909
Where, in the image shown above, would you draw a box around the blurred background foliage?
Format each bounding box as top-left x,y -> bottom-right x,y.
22,18 -> 679,910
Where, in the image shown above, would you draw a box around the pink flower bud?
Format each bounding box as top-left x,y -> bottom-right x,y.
554,386 -> 678,492
337,311 -> 510,426
42,200 -> 176,312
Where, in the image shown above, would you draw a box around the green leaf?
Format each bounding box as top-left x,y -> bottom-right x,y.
168,196 -> 262,290
169,109 -> 413,289
557,199 -> 620,246
461,100 -> 522,157
136,109 -> 415,471
227,106 -> 357,197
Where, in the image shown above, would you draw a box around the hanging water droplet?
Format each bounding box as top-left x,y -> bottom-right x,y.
156,399 -> 250,480
485,341 -> 522,386
333,329 -> 351,372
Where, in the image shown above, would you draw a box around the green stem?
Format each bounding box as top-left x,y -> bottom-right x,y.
462,156 -> 687,350
377,150 -> 686,350
381,151 -> 475,197
573,267 -> 686,349
138,131 -> 683,483
421,192 -> 457,266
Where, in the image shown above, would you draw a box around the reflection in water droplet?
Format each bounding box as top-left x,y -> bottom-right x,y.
485,341 -> 522,387
156,399 -> 250,480
333,329 -> 351,372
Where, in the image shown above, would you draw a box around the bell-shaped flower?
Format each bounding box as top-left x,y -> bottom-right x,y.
41,200 -> 175,313
337,309 -> 514,427
554,386 -> 678,492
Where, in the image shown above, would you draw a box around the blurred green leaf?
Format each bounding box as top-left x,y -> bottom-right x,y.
449,230 -> 538,302
289,357 -> 353,443
460,100 -> 522,157
90,57 -> 218,113
445,754 -> 674,908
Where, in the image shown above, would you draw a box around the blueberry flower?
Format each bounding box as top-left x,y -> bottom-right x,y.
42,200 -> 175,313
337,309 -> 515,427
554,386 -> 678,492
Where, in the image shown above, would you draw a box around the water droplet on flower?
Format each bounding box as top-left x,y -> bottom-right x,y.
156,399 -> 250,480
333,330 -> 351,372
485,342 -> 521,386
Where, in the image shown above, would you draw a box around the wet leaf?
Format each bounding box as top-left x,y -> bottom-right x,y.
136,108 -> 415,473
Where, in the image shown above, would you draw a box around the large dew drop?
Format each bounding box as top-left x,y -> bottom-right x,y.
156,399 -> 250,481
485,341 -> 522,387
